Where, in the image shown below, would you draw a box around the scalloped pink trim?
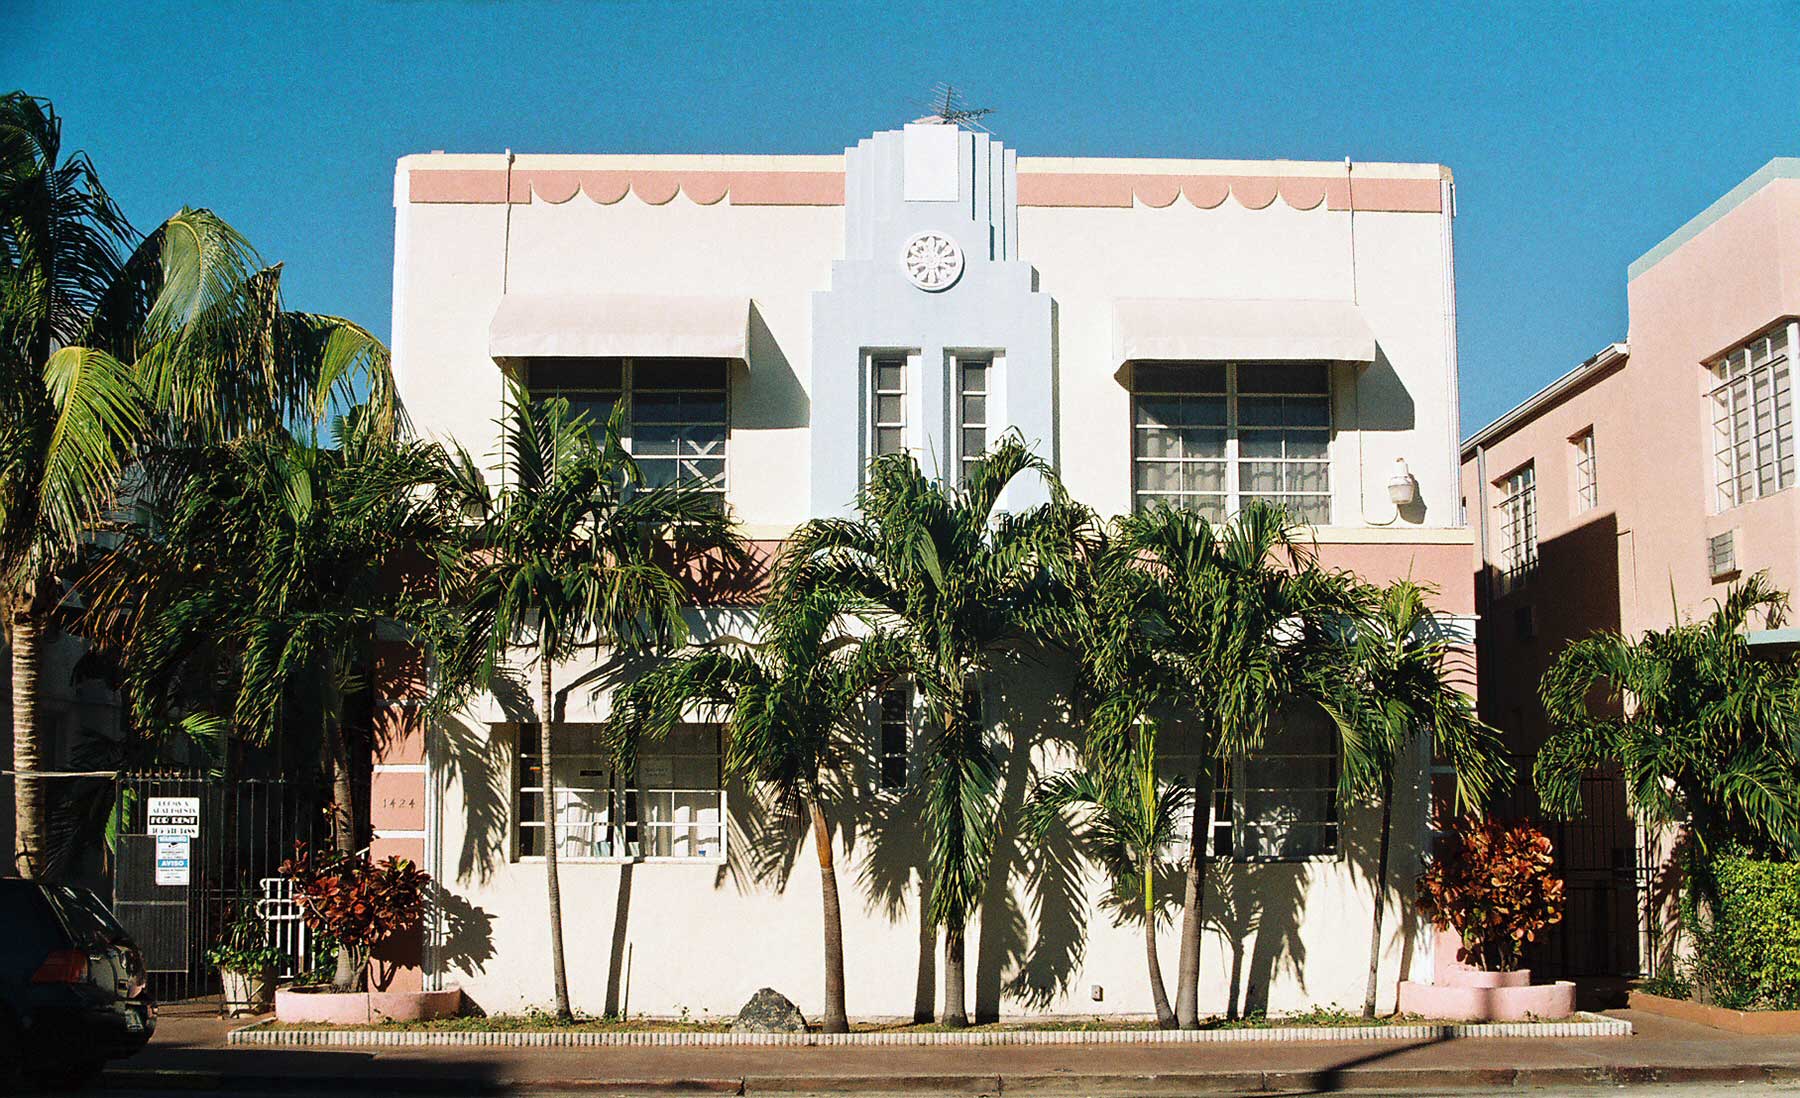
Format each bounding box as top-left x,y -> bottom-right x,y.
410,169 -> 843,206
1014,173 -> 1424,212
1183,178 -> 1234,209
408,169 -> 1435,212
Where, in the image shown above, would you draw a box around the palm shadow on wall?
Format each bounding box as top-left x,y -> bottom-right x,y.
1332,740 -> 1430,1010
419,672 -> 518,989
853,645 -> 1090,1022
1202,769 -> 1427,1018
1206,856 -> 1308,1018
977,646 -> 1088,1020
849,753 -> 936,1020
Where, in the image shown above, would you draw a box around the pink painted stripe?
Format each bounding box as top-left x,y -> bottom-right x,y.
409,170 -> 510,203
409,168 -> 1437,212
1014,173 -> 1429,212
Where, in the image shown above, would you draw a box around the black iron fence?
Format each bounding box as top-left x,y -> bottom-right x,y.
1492,765 -> 1641,980
111,772 -> 323,1003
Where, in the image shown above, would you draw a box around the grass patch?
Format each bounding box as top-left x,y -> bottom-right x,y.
267,1011 -> 732,1034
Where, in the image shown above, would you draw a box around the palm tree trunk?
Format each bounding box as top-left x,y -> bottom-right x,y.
1361,771 -> 1394,1019
541,656 -> 573,1020
1144,851 -> 1176,1028
809,795 -> 849,1033
942,918 -> 969,1027
9,593 -> 46,879
1174,760 -> 1215,1028
326,705 -> 359,991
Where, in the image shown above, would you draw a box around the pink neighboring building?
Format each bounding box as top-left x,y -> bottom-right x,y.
1460,158 -> 1800,981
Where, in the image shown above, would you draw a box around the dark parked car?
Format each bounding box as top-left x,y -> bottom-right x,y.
0,878 -> 154,1087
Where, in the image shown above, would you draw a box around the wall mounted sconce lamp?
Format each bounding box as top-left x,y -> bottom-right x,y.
1387,458 -> 1419,508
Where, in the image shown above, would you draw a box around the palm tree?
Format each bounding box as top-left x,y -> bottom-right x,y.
1084,501 -> 1355,1028
1314,579 -> 1512,1018
608,590 -> 901,1032
774,437 -> 1093,1025
1,92 -> 390,875
1537,572 -> 1800,864
80,411 -> 464,986
435,384 -> 744,1019
1023,719 -> 1191,1027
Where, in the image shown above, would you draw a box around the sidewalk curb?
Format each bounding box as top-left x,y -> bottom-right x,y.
225,1011 -> 1632,1049
101,1061 -> 1800,1094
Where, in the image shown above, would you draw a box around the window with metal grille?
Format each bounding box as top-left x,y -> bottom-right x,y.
1496,463 -> 1538,592
515,723 -> 724,862
1711,328 -> 1793,511
956,358 -> 990,487
870,355 -> 907,462
1709,530 -> 1738,581
876,686 -> 909,790
1131,363 -> 1331,524
526,358 -> 728,506
1162,706 -> 1340,861
1572,429 -> 1597,514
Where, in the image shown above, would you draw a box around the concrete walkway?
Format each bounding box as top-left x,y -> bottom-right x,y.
103,1002 -> 1800,1095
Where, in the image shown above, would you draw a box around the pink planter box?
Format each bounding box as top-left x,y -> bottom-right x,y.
1397,977 -> 1577,1021
275,986 -> 462,1025
1395,930 -> 1575,1021
1630,990 -> 1800,1035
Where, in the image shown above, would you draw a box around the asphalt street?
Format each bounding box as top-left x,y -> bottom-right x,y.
87,1084 -> 1800,1098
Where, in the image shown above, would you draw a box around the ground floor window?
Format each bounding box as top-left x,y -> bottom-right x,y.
1161,705 -> 1340,861
876,686 -> 910,791
515,723 -> 725,861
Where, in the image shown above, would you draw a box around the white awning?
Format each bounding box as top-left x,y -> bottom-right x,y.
489,294 -> 752,363
1112,298 -> 1377,364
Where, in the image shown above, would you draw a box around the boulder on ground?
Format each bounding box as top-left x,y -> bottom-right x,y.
732,987 -> 807,1033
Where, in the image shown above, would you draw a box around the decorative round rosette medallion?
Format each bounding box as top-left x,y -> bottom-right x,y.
902,231 -> 964,291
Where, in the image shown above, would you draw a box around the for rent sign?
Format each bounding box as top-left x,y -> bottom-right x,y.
146,796 -> 200,838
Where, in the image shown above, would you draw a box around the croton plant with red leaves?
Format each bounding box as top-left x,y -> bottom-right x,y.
1415,816 -> 1566,972
280,843 -> 430,988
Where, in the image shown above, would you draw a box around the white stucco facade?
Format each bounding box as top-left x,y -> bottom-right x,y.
382,125 -> 1472,1021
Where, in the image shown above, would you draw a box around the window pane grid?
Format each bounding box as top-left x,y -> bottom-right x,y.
871,355 -> 907,460
1712,331 -> 1792,510
1497,464 -> 1538,592
1160,712 -> 1339,863
877,687 -> 909,790
957,359 -> 990,487
1709,530 -> 1738,579
1132,363 -> 1330,524
1573,431 -> 1597,514
516,725 -> 725,861
528,358 -> 727,506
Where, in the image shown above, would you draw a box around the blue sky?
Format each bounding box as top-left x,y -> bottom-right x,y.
10,1 -> 1799,433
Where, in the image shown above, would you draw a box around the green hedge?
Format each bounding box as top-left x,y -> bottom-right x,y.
1688,853 -> 1800,1010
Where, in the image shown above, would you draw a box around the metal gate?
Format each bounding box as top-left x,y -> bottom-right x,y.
111,773 -> 321,1002
1494,766 -> 1641,979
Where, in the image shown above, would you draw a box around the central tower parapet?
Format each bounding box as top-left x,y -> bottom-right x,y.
811,124 -> 1055,516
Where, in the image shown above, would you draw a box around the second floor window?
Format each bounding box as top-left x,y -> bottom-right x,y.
1572,429 -> 1597,514
527,358 -> 727,506
1711,328 -> 1792,510
871,355 -> 908,461
1132,362 -> 1331,524
957,358 -> 990,487
1497,463 -> 1538,590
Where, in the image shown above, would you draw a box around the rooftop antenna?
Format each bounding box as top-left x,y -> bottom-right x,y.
914,83 -> 993,131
